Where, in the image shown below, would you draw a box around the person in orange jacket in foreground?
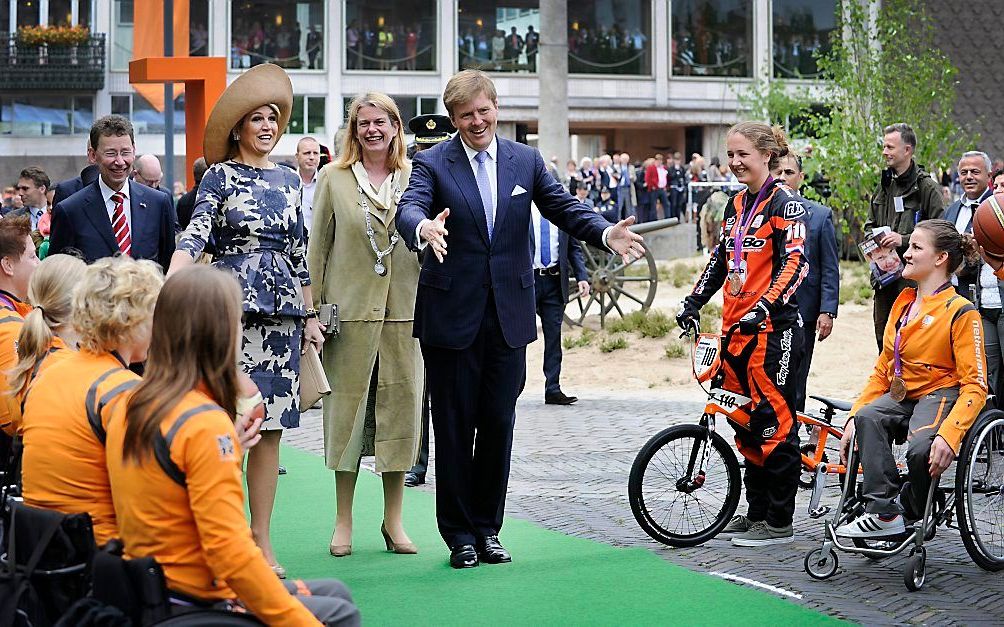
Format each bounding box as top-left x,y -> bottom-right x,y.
20,256 -> 162,546
839,220 -> 987,538
0,214 -> 39,437
105,266 -> 359,626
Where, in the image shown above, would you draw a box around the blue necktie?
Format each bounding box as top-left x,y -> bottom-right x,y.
540,217 -> 552,266
475,151 -> 494,238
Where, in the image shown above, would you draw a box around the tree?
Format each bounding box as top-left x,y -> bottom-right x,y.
740,0 -> 974,249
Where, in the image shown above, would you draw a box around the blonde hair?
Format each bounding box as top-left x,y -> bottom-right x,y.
728,122 -> 792,172
7,254 -> 87,396
73,257 -> 164,354
443,70 -> 497,116
334,92 -> 407,171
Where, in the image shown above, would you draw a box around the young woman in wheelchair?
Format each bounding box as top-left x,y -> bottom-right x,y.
105,266 -> 359,626
20,256 -> 162,546
838,219 -> 987,538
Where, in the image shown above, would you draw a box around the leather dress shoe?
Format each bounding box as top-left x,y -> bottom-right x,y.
404,471 -> 425,487
545,391 -> 578,405
477,536 -> 511,564
450,544 -> 479,569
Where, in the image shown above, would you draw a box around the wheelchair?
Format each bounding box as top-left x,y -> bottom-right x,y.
803,408 -> 1004,590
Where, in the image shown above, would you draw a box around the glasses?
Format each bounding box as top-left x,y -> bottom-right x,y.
101,149 -> 135,159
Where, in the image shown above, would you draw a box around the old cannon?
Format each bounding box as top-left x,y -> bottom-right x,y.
564,217 -> 680,328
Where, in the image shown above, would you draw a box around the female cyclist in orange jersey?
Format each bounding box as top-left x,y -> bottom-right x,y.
838,220 -> 987,538
20,256 -> 162,546
676,122 -> 809,547
7,254 -> 86,434
106,266 -> 358,626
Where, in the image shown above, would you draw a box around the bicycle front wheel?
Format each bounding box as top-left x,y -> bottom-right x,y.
629,423 -> 741,547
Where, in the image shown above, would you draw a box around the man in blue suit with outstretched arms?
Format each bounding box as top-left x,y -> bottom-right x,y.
398,70 -> 645,569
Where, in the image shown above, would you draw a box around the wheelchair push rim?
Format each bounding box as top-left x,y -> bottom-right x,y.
958,414 -> 1004,570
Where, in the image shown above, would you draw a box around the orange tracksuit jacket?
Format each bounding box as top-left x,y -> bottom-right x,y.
0,295 -> 32,435
850,287 -> 987,453
20,350 -> 137,545
105,388 -> 320,626
7,338 -> 73,436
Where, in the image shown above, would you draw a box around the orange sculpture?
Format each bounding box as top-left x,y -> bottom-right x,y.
129,57 -> 227,188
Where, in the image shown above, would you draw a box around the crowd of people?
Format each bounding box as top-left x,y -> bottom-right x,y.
230,17 -> 324,70
346,20 -> 434,71
0,53 -> 999,620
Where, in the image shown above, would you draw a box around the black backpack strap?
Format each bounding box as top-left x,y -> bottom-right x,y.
153,404 -> 220,488
84,368 -> 135,445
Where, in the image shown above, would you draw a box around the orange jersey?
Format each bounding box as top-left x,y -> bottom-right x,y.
105,389 -> 319,626
20,350 -> 137,545
850,287 -> 987,453
7,338 -> 73,436
0,293 -> 32,435
686,183 -> 808,331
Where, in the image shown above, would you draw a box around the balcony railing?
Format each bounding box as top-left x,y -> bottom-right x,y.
0,34 -> 106,91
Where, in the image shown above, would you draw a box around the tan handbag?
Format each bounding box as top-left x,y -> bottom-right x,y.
299,344 -> 330,410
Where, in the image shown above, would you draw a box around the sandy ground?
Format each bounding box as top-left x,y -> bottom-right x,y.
524,253 -> 875,407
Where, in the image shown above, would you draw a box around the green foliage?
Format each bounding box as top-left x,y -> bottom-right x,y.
664,340 -> 686,359
669,263 -> 702,288
608,309 -> 675,338
599,334 -> 629,353
837,260 -> 873,305
562,328 -> 596,349
740,0 -> 974,241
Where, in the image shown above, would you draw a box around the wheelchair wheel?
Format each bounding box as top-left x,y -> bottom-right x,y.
956,410 -> 1004,572
904,547 -> 926,591
804,547 -> 839,580
629,423 -> 741,547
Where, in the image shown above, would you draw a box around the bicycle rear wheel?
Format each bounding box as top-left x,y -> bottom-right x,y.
629,423 -> 741,547
956,411 -> 1004,571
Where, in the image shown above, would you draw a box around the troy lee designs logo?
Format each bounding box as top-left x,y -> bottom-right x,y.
776,327 -> 793,386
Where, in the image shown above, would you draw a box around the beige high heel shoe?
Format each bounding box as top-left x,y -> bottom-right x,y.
330,528 -> 352,557
381,523 -> 418,554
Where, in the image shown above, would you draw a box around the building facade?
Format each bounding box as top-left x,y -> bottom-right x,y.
0,0 -> 839,186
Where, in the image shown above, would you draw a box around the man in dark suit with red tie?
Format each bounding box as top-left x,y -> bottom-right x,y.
49,115 -> 177,269
397,70 -> 645,569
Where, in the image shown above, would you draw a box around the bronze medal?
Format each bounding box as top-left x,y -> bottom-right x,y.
727,272 -> 743,297
889,376 -> 907,402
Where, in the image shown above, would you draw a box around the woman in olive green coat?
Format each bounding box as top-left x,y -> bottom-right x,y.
307,92 -> 421,557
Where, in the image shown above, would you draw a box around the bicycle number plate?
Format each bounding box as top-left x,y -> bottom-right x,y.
693,333 -> 722,383
708,388 -> 752,413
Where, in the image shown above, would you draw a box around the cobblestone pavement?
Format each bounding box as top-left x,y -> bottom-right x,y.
284,391 -> 1004,625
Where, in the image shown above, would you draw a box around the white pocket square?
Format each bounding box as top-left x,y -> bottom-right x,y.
511,185 -> 527,197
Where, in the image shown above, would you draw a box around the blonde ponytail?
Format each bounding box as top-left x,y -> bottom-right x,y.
7,254 -> 86,397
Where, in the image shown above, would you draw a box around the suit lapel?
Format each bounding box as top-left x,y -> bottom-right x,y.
492,139 -> 516,245
81,182 -> 119,253
445,136 -> 490,246
129,181 -> 153,253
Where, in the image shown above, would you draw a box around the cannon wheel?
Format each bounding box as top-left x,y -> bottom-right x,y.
564,243 -> 658,328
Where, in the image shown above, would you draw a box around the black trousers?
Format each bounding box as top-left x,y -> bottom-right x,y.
534,272 -> 564,395
422,294 -> 526,548
651,188 -> 670,219
670,188 -> 687,220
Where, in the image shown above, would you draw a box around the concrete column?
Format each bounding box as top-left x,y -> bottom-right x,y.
654,0 -> 668,107
753,0 -> 771,80
538,0 -> 569,167
324,0 -> 344,145
439,0 -> 457,100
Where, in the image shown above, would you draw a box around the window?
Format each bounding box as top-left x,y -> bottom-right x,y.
111,92 -> 185,134
568,0 -> 651,75
230,1 -> 324,70
344,0 -> 437,72
112,0 -> 209,71
458,0 -> 539,73
0,95 -> 93,136
342,95 -> 436,128
672,0 -> 753,77
47,0 -> 91,27
289,96 -> 326,135
772,0 -> 836,78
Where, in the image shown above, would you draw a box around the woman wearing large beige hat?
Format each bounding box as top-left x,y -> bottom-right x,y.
307,92 -> 421,557
168,63 -> 325,578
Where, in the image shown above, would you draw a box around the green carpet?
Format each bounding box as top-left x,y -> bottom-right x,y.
271,446 -> 838,625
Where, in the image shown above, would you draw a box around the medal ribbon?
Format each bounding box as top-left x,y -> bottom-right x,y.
892,282 -> 952,378
731,176 -> 775,273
